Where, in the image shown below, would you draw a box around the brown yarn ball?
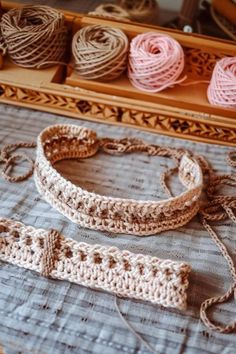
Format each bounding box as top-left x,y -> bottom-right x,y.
118,0 -> 158,22
0,5 -> 68,68
89,3 -> 130,21
72,25 -> 129,81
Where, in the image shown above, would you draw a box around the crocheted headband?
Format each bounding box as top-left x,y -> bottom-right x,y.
0,218 -> 191,310
34,124 -> 203,235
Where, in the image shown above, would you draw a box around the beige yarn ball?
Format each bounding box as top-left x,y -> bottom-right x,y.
72,25 -> 129,81
89,3 -> 130,21
118,0 -> 159,22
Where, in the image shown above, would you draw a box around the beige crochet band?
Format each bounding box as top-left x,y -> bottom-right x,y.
34,124 -> 203,235
0,218 -> 191,310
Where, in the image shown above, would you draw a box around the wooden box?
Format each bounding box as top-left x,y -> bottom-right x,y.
0,1 -> 235,146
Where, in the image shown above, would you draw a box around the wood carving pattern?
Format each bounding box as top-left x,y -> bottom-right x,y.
0,83 -> 235,145
184,48 -> 227,78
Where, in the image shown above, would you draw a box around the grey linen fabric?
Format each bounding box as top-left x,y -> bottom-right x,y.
0,103 -> 236,354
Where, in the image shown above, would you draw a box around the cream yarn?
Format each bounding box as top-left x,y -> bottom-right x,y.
33,124 -> 203,235
0,218 -> 191,310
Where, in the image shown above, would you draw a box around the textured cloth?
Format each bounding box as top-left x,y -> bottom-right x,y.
0,103 -> 236,354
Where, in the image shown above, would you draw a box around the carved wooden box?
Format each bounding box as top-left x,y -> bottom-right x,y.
0,1 -> 235,146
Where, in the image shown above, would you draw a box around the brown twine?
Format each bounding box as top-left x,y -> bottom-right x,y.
102,138 -> 236,333
41,229 -> 60,277
0,5 -> 68,68
117,0 -> 159,22
89,4 -> 131,21
1,137 -> 236,333
72,25 -> 129,81
198,168 -> 236,333
0,141 -> 36,182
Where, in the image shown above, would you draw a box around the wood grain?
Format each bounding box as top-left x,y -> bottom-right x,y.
0,1 -> 235,147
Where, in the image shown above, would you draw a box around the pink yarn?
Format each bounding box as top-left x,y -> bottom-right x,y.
128,32 -> 185,93
207,57 -> 236,109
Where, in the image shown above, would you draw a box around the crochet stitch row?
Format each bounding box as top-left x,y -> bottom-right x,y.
0,218 -> 191,310
34,124 -> 203,235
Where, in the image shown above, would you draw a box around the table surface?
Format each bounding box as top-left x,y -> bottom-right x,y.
0,103 -> 236,354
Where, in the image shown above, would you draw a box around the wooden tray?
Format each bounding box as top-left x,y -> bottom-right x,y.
0,1 -> 235,146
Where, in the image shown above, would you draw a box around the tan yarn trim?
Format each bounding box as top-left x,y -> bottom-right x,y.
0,141 -> 36,182
41,229 -> 60,277
200,218 -> 236,333
198,166 -> 236,333
34,124 -> 203,235
227,151 -> 236,168
0,218 -> 191,310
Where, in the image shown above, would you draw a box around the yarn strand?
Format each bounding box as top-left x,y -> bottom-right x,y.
115,296 -> 160,354
200,218 -> 236,334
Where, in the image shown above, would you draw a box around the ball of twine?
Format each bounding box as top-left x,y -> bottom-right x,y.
128,32 -> 185,93
72,25 -> 129,81
0,5 -> 68,68
207,57 -> 236,108
89,4 -> 130,21
117,0 -> 158,22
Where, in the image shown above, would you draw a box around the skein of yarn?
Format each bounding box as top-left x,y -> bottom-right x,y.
72,25 -> 129,81
207,57 -> 236,109
89,4 -> 130,21
117,0 -> 158,22
0,5 -> 68,68
128,32 -> 185,93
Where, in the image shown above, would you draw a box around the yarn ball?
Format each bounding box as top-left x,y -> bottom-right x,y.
72,25 -> 129,81
0,5 -> 68,69
207,57 -> 236,109
128,32 -> 185,93
89,4 -> 130,21
117,0 -> 158,22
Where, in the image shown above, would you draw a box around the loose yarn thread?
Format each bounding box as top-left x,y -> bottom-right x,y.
115,296 -> 160,354
128,32 -> 185,92
72,25 -> 129,81
207,57 -> 236,108
0,5 -> 68,68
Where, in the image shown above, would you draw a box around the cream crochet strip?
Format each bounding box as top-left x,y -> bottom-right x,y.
34,124 -> 203,235
0,218 -> 191,310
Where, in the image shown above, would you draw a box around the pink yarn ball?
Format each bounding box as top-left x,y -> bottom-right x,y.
207,57 -> 236,109
128,32 -> 185,93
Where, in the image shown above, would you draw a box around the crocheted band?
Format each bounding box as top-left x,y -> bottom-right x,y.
0,218 -> 191,310
34,124 -> 203,235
